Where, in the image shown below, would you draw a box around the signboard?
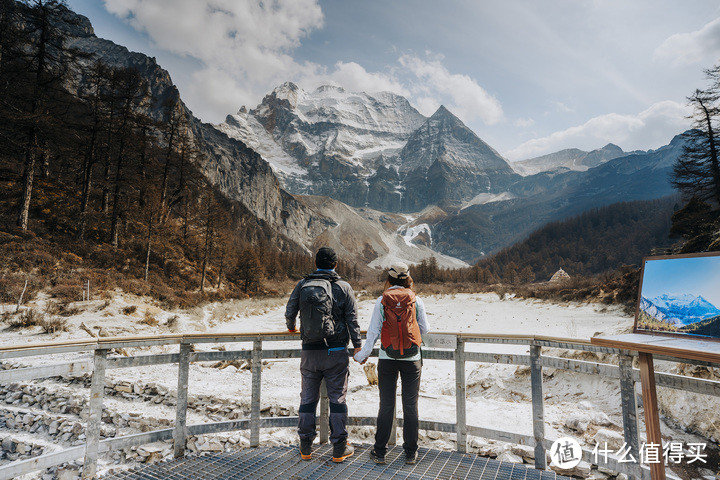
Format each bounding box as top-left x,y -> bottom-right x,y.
635,252 -> 720,341
422,333 -> 457,349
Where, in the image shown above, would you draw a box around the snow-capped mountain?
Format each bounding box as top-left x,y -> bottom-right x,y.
641,294 -> 720,326
217,82 -> 426,203
511,144 -> 625,176
217,83 -> 517,212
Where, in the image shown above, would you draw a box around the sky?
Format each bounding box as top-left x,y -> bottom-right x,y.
66,0 -> 720,161
641,256 -> 720,308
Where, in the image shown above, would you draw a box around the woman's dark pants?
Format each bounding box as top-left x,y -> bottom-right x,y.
374,358 -> 422,456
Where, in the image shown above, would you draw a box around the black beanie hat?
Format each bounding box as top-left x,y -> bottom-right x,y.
316,247 -> 338,269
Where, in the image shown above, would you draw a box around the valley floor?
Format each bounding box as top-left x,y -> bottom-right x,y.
1,293 -> 718,479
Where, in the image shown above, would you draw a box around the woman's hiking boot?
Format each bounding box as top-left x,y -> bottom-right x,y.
299,439 -> 313,460
405,450 -> 418,464
369,449 -> 386,464
332,440 -> 354,462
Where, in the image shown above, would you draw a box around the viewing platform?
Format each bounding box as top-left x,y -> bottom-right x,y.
1,331 -> 717,479
105,444 -> 568,480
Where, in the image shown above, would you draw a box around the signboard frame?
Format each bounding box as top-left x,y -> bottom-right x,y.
633,251 -> 720,343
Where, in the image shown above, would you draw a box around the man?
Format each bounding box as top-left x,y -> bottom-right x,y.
286,247 -> 361,462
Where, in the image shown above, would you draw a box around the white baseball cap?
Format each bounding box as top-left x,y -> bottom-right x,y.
388,262 -> 410,279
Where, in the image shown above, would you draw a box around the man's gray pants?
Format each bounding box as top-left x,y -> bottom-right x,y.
298,349 -> 349,444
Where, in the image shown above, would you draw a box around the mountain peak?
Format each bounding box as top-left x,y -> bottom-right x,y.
261,81 -> 301,110
430,105 -> 454,119
273,81 -> 299,94
600,143 -> 622,151
399,104 -> 512,178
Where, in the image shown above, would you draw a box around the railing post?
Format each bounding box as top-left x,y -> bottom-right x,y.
82,348 -> 107,480
530,344 -> 547,470
455,336 -> 467,453
619,353 -> 641,478
319,379 -> 329,444
250,338 -> 262,447
174,343 -> 191,458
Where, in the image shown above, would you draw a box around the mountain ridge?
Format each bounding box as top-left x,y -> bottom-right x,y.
511,143 -> 626,176
218,83 -> 519,212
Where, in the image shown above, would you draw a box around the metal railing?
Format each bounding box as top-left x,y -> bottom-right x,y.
1,332 -> 719,480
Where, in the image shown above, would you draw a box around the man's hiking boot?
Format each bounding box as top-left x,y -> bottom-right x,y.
369,449 -> 386,464
299,439 -> 313,460
405,450 -> 418,464
332,441 -> 354,463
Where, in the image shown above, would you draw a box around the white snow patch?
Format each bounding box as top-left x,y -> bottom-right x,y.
461,191 -> 516,210
402,223 -> 432,247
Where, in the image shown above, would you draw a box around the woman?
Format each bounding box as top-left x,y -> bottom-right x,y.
354,262 -> 429,465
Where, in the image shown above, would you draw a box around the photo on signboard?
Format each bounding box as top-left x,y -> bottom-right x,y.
635,252 -> 720,340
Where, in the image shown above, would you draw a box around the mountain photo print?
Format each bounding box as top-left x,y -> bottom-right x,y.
637,254 -> 720,339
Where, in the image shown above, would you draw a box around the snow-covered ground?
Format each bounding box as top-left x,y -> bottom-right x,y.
2,293 -> 718,479
0,293 -> 640,438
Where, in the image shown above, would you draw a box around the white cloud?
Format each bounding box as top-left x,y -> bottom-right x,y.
399,54 -> 504,125
102,2 -> 505,126
103,0 -> 324,120
505,100 -> 691,161
655,17 -> 720,66
514,117 -> 535,127
554,102 -> 574,113
302,61 -> 410,98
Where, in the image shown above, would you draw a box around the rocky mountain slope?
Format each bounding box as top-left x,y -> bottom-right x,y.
432,135 -> 686,261
296,196 -> 468,269
55,7 -> 331,251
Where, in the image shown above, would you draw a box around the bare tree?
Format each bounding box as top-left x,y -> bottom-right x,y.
672,66 -> 720,206
109,68 -> 146,247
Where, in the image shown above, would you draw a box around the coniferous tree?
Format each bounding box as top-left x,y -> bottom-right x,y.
14,0 -> 76,230
234,247 -> 263,294
108,68 -> 146,247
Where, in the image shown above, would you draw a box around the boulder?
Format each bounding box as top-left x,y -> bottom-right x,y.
198,439 -> 224,452
551,460 -> 592,478
593,428 -> 625,450
1,436 -> 15,453
564,413 -> 590,433
510,444 -> 535,459
587,470 -> 610,480
497,451 -> 523,463
114,382 -> 133,393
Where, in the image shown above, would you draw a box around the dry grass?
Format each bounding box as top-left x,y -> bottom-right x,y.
165,315 -> 180,329
8,308 -> 43,329
1,309 -> 14,324
122,305 -> 138,315
211,297 -> 287,322
45,302 -> 84,317
39,315 -> 68,333
140,310 -> 159,326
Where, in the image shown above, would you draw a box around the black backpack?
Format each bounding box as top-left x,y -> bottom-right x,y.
299,277 -> 336,343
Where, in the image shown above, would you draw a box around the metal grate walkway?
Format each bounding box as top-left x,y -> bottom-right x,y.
105,444 -> 572,480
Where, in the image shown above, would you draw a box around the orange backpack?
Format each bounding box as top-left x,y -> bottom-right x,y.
380,288 -> 421,357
